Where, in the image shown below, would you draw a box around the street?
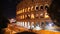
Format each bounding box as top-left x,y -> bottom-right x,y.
5,23 -> 60,34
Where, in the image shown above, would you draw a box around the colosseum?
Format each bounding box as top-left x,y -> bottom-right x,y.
16,0 -> 52,29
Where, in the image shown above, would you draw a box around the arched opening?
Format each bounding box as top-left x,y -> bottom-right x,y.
35,5 -> 39,11
45,6 -> 49,10
40,6 -> 43,10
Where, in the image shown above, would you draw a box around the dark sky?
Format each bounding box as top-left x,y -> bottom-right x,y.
1,0 -> 22,18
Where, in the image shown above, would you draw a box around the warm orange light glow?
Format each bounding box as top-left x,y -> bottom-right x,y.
31,6 -> 34,11
22,15 -> 24,19
20,16 -> 23,19
25,8 -> 27,12
17,10 -> 23,15
23,9 -> 24,13
40,13 -> 43,16
21,10 -> 23,13
39,30 -> 60,34
25,15 -> 27,18
17,11 -> 20,15
45,13 -> 49,18
45,15 -> 49,18
31,14 -> 34,19
28,14 -> 30,17
28,7 -> 30,12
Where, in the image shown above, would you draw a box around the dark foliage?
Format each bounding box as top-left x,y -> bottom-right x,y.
47,0 -> 60,26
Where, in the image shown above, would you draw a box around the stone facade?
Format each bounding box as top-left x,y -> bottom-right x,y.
16,0 -> 52,28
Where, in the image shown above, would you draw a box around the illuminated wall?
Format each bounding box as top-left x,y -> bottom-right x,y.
16,0 -> 52,28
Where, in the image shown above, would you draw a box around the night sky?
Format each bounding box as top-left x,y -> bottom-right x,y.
1,0 -> 22,18
1,0 -> 60,26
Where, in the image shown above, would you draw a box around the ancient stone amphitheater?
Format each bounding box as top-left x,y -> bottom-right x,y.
16,0 -> 52,29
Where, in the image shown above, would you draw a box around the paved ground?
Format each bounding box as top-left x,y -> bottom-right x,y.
5,23 -> 60,34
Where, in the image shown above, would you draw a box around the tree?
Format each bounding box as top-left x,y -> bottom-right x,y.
47,0 -> 60,27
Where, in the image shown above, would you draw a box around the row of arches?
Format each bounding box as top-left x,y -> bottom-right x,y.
17,4 -> 49,15
18,12 -> 49,20
16,21 -> 54,29
35,5 -> 49,11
